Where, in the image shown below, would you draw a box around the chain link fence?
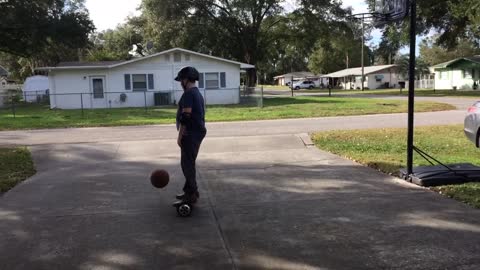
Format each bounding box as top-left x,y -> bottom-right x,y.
239,86 -> 264,107
0,87 -> 265,118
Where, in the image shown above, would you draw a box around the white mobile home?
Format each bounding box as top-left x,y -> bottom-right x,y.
273,72 -> 328,87
22,75 -> 49,102
37,48 -> 254,109
322,65 -> 403,90
432,56 -> 480,90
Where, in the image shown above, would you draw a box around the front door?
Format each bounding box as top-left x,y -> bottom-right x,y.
90,76 -> 106,108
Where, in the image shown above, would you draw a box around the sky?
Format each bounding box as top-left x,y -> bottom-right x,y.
85,0 -> 142,31
85,0 -> 418,54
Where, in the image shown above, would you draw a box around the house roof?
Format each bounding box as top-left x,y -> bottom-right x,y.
321,65 -> 397,78
0,65 -> 9,77
432,56 -> 480,69
56,61 -> 125,67
37,48 -> 255,71
273,72 -> 320,79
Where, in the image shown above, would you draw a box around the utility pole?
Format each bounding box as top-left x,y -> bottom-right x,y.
361,14 -> 365,91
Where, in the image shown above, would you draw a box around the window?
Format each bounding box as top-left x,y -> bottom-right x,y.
463,69 -> 473,79
132,74 -> 147,91
185,54 -> 191,61
164,54 -> 170,62
205,73 -> 219,89
440,70 -> 448,80
174,52 -> 181,62
148,74 -> 154,89
199,73 -> 204,88
124,74 -> 131,90
220,72 -> 226,88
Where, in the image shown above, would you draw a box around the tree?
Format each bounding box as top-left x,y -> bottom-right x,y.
374,25 -> 406,65
138,0 -> 348,85
366,0 -> 480,49
419,35 -> 480,66
395,55 -> 430,80
0,0 -> 95,58
308,31 -> 371,74
86,22 -> 144,61
0,0 -> 95,80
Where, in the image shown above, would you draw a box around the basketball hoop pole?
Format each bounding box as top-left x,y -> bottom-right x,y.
406,0 -> 416,176
361,15 -> 365,91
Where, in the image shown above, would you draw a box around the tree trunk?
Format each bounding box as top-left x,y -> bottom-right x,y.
246,68 -> 257,87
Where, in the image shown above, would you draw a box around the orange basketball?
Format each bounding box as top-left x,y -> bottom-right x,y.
150,169 -> 169,188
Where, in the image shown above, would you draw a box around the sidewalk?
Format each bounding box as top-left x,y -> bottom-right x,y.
1,134 -> 479,269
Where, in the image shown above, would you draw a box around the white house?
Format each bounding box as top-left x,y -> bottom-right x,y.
432,56 -> 480,90
36,48 -> 255,109
22,75 -> 49,102
322,64 -> 403,90
273,72 -> 328,87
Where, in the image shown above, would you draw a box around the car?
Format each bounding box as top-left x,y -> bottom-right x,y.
464,101 -> 480,147
292,80 -> 316,90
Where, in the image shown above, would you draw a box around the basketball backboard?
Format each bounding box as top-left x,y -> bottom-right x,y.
374,0 -> 409,25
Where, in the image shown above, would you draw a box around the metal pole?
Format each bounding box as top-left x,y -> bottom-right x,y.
291,75 -> 294,97
328,78 -> 332,97
260,85 -> 264,108
361,14 -> 365,91
80,93 -> 84,117
407,0 -> 417,177
11,95 -> 16,119
144,91 -> 147,112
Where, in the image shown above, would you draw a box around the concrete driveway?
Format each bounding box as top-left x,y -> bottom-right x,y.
1,132 -> 480,269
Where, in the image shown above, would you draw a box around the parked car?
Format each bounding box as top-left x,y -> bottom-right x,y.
464,101 -> 480,147
292,80 -> 315,90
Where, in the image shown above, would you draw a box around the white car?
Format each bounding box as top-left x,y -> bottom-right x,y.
464,101 -> 480,147
292,80 -> 315,90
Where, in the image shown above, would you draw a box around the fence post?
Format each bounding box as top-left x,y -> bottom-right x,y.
80,93 -> 84,117
238,86 -> 241,104
291,76 -> 294,97
144,91 -> 147,112
11,95 -> 16,119
204,88 -> 207,112
260,86 -> 264,108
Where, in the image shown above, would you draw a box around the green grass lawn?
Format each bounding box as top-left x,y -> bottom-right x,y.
0,97 -> 455,130
312,125 -> 480,208
259,85 -> 291,91
330,88 -> 480,98
0,147 -> 36,193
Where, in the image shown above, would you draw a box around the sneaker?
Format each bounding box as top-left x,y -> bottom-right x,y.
176,191 -> 199,200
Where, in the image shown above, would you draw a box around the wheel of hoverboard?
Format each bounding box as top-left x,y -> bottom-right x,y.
177,203 -> 192,217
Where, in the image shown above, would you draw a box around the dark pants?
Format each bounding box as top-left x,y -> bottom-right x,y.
181,133 -> 205,195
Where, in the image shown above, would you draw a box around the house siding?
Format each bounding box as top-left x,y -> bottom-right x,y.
48,51 -> 242,109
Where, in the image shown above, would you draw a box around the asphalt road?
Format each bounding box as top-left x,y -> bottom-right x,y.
1,96 -> 479,270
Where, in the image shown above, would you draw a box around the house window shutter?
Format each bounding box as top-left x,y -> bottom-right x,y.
148,74 -> 154,89
124,74 -> 131,90
199,73 -> 204,88
220,72 -> 226,88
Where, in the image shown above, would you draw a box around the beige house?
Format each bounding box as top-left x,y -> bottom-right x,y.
322,64 -> 403,90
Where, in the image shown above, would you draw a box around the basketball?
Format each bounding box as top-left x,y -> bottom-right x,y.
150,169 -> 169,188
